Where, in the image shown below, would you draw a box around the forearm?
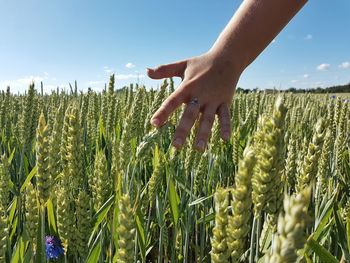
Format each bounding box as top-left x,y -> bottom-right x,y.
210,0 -> 307,72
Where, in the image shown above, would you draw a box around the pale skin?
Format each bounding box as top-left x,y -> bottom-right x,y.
147,0 -> 308,151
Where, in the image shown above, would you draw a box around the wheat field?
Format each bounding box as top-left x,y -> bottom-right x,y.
0,75 -> 349,263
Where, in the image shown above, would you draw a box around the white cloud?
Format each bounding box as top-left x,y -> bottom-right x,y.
304,34 -> 313,40
317,63 -> 330,71
17,76 -> 44,84
103,66 -> 114,74
303,74 -> 309,79
115,74 -> 145,80
1,75 -> 44,89
339,61 -> 350,69
88,80 -> 105,86
291,80 -> 298,83
125,62 -> 136,69
0,74 -> 64,93
87,74 -> 145,86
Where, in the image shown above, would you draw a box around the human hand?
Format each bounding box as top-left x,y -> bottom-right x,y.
147,50 -> 243,151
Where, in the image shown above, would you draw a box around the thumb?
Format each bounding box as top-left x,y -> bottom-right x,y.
147,60 -> 187,79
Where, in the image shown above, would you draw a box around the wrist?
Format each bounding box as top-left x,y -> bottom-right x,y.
207,46 -> 246,76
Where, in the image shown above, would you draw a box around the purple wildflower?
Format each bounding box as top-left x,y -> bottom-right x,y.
45,236 -> 65,260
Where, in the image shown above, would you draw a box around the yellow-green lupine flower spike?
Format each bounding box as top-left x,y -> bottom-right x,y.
92,150 -> 112,211
296,118 -> 326,192
227,146 -> 256,262
25,183 -> 39,246
211,188 -> 230,263
56,180 -> 75,253
117,194 -> 136,263
252,96 -> 287,219
0,210 -> 8,261
75,190 -> 92,259
0,154 -> 10,211
265,188 -> 311,263
36,112 -> 51,206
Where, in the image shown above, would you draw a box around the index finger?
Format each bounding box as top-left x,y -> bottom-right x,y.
151,89 -> 185,127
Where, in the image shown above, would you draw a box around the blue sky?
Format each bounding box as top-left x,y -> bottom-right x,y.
0,0 -> 349,93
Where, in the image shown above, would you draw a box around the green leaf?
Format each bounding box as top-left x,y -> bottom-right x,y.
20,165 -> 37,193
86,243 -> 101,263
47,198 -> 58,236
135,207 -> 146,261
304,253 -> 313,263
8,197 -> 17,223
86,229 -> 103,263
334,206 -> 350,261
307,236 -> 339,263
36,206 -> 46,262
168,177 -> 179,225
8,148 -> 16,164
11,236 -> 24,263
347,219 -> 350,256
92,195 -> 114,233
112,196 -> 120,259
9,217 -> 18,242
23,244 -> 33,263
189,195 -> 213,207
197,212 -> 215,224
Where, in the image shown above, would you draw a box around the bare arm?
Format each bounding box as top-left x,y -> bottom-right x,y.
148,0 -> 307,151
211,0 -> 307,71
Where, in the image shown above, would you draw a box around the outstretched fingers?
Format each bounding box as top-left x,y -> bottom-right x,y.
147,60 -> 187,80
194,106 -> 217,151
172,101 -> 201,149
151,90 -> 184,127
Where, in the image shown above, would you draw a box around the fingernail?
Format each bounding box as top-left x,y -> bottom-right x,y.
223,132 -> 230,140
196,140 -> 205,151
173,138 -> 183,148
151,118 -> 160,127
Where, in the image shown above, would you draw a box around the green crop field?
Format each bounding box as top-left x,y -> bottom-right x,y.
0,75 -> 349,263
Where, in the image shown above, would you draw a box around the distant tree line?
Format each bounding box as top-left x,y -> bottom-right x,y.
236,82 -> 350,93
